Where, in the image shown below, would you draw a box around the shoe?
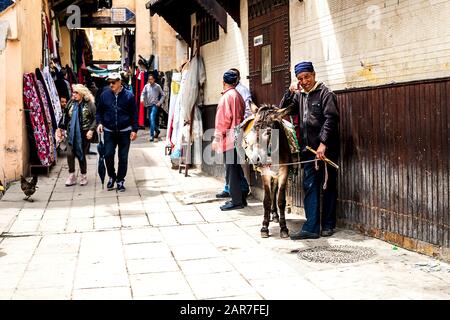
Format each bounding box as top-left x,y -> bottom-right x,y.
79,174 -> 88,186
150,138 -> 154,142
216,191 -> 230,198
155,129 -> 160,139
242,191 -> 249,206
107,177 -> 116,190
220,202 -> 244,211
321,229 -> 334,237
65,173 -> 76,186
117,180 -> 126,192
289,230 -> 320,240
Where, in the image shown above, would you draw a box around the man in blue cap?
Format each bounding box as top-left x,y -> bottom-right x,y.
213,70 -> 247,211
281,61 -> 340,239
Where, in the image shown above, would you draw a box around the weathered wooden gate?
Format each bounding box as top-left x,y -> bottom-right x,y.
336,78 -> 450,254
248,0 -> 290,105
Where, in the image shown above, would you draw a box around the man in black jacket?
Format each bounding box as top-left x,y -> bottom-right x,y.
97,73 -> 138,192
281,62 -> 340,240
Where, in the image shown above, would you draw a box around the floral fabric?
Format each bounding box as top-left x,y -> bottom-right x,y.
23,73 -> 51,166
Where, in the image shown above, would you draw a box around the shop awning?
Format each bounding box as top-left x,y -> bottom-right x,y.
146,0 -> 229,45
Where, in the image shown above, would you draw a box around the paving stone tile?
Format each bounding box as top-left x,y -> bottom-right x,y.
124,242 -> 173,260
185,272 -> 256,300
130,272 -> 192,297
178,257 -> 234,275
72,286 -> 132,300
121,227 -> 163,244
126,257 -> 179,274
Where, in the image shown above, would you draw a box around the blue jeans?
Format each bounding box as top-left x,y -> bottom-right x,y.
104,130 -> 131,182
149,105 -> 159,139
224,165 -> 249,193
301,162 -> 337,235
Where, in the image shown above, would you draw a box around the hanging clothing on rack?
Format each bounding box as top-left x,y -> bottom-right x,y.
35,68 -> 57,131
34,76 -> 56,164
23,73 -> 52,167
42,66 -> 63,126
134,69 -> 148,127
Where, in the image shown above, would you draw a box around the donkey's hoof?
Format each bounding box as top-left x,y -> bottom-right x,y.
272,215 -> 279,223
280,229 -> 289,239
261,229 -> 270,238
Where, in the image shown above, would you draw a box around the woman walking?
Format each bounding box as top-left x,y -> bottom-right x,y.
57,84 -> 97,186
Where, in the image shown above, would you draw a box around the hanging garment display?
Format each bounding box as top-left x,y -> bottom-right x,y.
166,72 -> 181,149
35,77 -> 56,164
42,66 -> 63,127
171,54 -> 206,159
35,68 -> 57,130
134,69 -> 148,127
170,67 -> 189,160
70,30 -> 93,82
23,73 -> 52,167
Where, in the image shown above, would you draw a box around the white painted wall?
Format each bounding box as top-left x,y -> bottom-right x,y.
200,0 -> 249,105
289,0 -> 450,90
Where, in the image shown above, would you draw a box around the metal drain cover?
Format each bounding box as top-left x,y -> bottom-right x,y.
297,245 -> 377,264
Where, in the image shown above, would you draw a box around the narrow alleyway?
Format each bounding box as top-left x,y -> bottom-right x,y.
0,132 -> 449,300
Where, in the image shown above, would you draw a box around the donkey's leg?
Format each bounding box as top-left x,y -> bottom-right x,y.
261,175 -> 272,238
278,166 -> 290,238
271,177 -> 280,223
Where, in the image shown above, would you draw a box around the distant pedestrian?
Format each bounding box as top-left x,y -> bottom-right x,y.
96,72 -> 138,192
58,84 -> 96,187
141,73 -> 165,141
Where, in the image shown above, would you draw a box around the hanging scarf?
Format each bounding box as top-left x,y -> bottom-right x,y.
69,101 -> 84,161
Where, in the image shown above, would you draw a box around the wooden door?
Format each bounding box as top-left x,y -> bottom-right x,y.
248,0 -> 290,106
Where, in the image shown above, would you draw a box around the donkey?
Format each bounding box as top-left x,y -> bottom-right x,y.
241,105 -> 293,238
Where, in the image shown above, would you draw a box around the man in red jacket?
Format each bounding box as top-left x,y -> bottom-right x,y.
213,70 -> 247,211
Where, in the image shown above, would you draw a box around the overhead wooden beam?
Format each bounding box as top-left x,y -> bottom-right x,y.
195,0 -> 227,32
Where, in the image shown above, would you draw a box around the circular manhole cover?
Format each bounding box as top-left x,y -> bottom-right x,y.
297,245 -> 377,264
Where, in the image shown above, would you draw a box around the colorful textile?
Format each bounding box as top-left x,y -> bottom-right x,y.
42,66 -> 63,125
35,78 -> 56,163
23,73 -> 52,166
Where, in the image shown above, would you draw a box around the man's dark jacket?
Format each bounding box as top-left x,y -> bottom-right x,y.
281,82 -> 340,159
96,87 -> 138,132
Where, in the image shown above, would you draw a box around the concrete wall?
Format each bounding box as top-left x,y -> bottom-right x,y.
0,0 -> 42,182
200,0 -> 249,105
86,28 -> 121,61
59,26 -> 71,67
153,16 -> 177,71
289,0 -> 450,90
135,0 -> 151,63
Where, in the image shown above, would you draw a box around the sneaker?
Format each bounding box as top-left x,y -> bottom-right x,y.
65,173 -> 76,186
150,138 -> 154,142
216,191 -> 230,198
107,177 -> 116,190
321,229 -> 334,237
79,174 -> 88,186
289,230 -> 320,240
117,180 -> 126,192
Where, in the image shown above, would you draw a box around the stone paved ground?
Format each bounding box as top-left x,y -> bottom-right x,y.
0,132 -> 449,300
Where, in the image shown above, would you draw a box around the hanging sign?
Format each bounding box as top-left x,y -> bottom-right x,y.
111,8 -> 135,23
254,35 -> 263,46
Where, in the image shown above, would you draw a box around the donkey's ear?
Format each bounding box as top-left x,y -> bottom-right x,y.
275,107 -> 291,119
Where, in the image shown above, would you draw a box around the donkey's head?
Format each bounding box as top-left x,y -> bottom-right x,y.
244,104 -> 290,166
